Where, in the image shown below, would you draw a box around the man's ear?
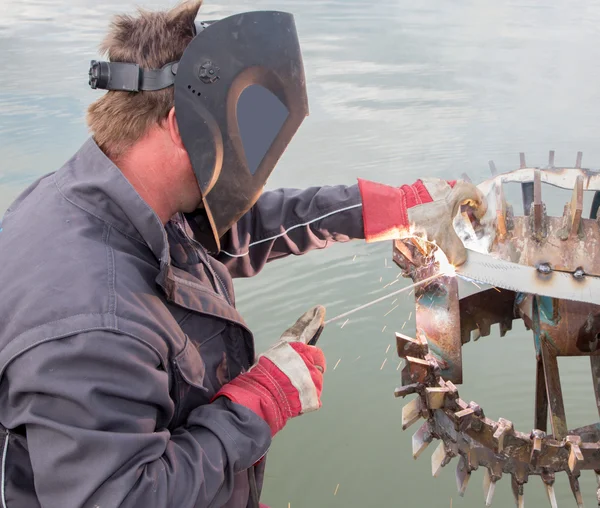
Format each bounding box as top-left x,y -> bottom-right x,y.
167,107 -> 186,150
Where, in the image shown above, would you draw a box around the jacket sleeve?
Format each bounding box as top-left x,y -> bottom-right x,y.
0,330 -> 271,508
216,184 -> 365,278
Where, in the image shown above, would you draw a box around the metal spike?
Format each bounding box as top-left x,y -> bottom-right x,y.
496,181 -> 508,238
425,387 -> 449,409
493,418 -> 514,453
542,473 -> 557,508
532,168 -> 543,236
569,175 -> 584,237
511,475 -> 525,508
394,383 -> 419,398
401,356 -> 431,385
576,151 -> 583,168
568,474 -> 584,507
461,172 -> 472,183
483,469 -> 497,507
549,150 -> 555,167
402,397 -> 423,430
499,319 -> 513,337
520,152 -> 527,169
545,484 -> 558,508
396,332 -> 427,359
566,436 -> 584,474
489,160 -> 498,176
412,421 -> 433,459
456,455 -> 471,497
431,441 -> 449,478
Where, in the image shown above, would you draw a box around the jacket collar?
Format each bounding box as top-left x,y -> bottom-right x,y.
54,137 -> 170,266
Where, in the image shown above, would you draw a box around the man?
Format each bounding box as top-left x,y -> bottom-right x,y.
0,2 -> 485,507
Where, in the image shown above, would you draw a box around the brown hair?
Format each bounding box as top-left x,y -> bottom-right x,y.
86,0 -> 202,159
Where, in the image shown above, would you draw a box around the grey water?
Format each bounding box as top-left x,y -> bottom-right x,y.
2,0 -> 600,506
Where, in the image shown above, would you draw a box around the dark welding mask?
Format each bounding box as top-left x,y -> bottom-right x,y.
88,11 -> 309,252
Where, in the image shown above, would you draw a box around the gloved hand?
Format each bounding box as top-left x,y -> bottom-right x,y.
215,306 -> 326,437
357,178 -> 486,266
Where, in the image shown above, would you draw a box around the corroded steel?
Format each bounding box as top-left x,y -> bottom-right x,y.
392,152 -> 600,506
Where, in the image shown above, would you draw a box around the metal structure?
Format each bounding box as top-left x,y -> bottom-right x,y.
393,152 -> 600,507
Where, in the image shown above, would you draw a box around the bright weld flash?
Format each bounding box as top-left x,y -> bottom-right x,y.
434,248 -> 456,277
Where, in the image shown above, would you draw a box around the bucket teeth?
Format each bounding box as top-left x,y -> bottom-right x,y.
431,441 -> 450,478
549,150 -> 555,167
401,356 -> 431,385
531,168 -> 546,240
396,332 -> 428,359
576,151 -> 583,169
568,473 -> 584,508
530,429 -> 545,466
456,455 -> 471,497
520,152 -> 527,169
511,475 -> 525,508
394,382 -> 420,398
493,418 -> 514,453
542,474 -> 558,508
489,160 -> 498,176
412,421 -> 433,459
566,436 -> 584,474
425,387 -> 449,409
402,397 -> 424,430
499,319 -> 513,337
461,172 -> 472,183
483,468 -> 498,507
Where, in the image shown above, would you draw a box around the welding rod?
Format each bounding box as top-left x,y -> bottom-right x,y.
323,272 -> 442,326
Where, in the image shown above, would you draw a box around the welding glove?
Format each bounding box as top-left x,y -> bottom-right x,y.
357,178 -> 486,266
215,306 -> 326,437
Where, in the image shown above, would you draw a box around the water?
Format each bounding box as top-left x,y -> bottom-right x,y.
2,0 -> 600,506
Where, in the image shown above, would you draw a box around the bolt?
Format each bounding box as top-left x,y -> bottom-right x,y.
537,263 -> 552,275
574,267 -> 585,279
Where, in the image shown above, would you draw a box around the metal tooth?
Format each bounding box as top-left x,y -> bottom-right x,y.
396,332 -> 428,359
402,397 -> 424,430
425,387 -> 450,409
461,172 -> 472,183
394,382 -> 420,398
472,328 -> 482,341
412,421 -> 433,459
489,160 -> 498,176
499,319 -> 513,337
568,473 -> 584,508
511,475 -> 525,508
455,455 -> 471,497
576,151 -> 583,169
570,175 -> 584,237
549,150 -> 555,167
496,181 -> 508,238
431,441 -> 451,478
542,473 -> 557,508
483,468 -> 498,507
493,417 -> 514,453
566,435 -> 584,474
531,168 -> 545,240
401,356 -> 431,385
530,429 -> 545,466
520,152 -> 527,169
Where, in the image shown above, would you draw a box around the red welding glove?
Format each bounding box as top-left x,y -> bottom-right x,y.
215,306 -> 326,437
357,178 -> 486,266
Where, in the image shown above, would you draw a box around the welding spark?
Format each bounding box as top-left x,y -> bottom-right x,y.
382,326 -> 387,333
324,272 -> 445,325
402,321 -> 407,329
334,484 -> 340,496
396,362 -> 402,371
470,280 -> 482,290
408,311 -> 413,321
384,305 -> 399,317
333,359 -> 341,370
340,319 -> 349,329
380,358 -> 387,370
385,344 -> 391,354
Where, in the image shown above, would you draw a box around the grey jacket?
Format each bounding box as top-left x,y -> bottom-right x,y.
0,138 -> 364,508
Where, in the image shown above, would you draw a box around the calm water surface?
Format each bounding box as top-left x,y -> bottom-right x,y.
2,0 -> 600,506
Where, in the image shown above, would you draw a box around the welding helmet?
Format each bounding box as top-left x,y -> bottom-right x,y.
88,11 -> 309,252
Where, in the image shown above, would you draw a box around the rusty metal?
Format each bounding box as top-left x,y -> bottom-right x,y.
392,152 -> 600,506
